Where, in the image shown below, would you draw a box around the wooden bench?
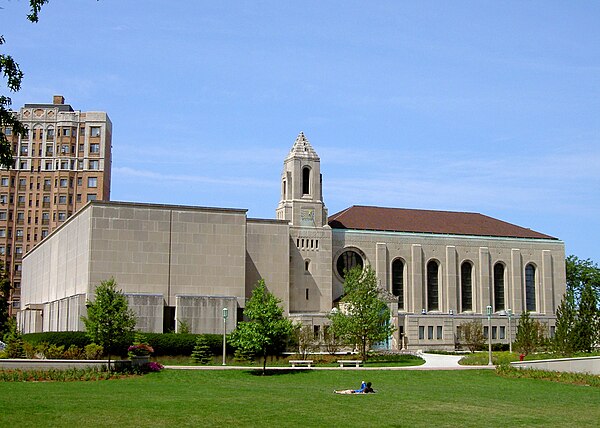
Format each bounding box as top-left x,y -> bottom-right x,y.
289,360 -> 314,368
338,360 -> 363,368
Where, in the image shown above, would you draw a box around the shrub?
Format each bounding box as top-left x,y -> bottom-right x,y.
44,344 -> 65,359
84,343 -> 104,360
191,335 -> 213,364
63,345 -> 84,360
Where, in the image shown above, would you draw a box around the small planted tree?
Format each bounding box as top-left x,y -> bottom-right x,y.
553,285 -> 578,355
514,311 -> 545,356
294,324 -> 316,359
459,320 -> 485,353
230,280 -> 293,374
81,278 -> 136,372
329,266 -> 395,362
191,335 -> 213,365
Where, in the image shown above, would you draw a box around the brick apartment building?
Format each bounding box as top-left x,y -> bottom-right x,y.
2,95 -> 111,315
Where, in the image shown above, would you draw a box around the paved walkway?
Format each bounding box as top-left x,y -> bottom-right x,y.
165,353 -> 494,371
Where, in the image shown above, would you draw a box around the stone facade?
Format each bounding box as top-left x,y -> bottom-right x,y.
19,133 -> 566,351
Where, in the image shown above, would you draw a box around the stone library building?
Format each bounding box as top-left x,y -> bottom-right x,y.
16,128 -> 565,351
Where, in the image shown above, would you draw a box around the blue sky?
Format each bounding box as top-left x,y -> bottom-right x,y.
2,1 -> 599,261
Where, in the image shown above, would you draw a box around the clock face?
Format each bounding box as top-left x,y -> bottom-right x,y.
300,208 -> 315,226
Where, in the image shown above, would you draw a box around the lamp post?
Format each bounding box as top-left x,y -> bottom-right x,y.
222,307 -> 229,366
486,305 -> 493,366
507,308 -> 513,354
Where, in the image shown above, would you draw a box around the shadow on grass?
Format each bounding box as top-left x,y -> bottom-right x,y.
247,369 -> 311,376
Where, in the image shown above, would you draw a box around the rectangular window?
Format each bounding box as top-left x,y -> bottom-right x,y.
90,143 -> 100,153
89,160 -> 99,170
0,229 -> 4,237
4,127 -> 11,136
79,143 -> 84,152
79,127 -> 85,136
492,326 -> 497,340
418,326 -> 425,340
90,127 -> 101,137
59,195 -> 67,204
19,161 -> 27,170
76,194 -> 82,202
499,326 -> 506,340
60,178 -> 68,187
62,128 -> 71,137
88,177 -> 97,188
0,246 -> 4,255
86,194 -> 97,202
0,212 -> 6,220
427,326 -> 434,340
20,145 -> 28,155
58,212 -> 66,221
436,326 -> 443,340
46,128 -> 54,139
483,326 -> 489,339
61,161 -> 69,169
0,177 -> 7,186
41,230 -> 48,238
78,160 -> 84,169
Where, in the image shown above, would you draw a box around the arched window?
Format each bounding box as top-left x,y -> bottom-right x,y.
427,260 -> 439,312
282,179 -> 286,200
302,167 -> 310,195
336,249 -> 363,279
493,263 -> 505,311
392,259 -> 404,310
525,264 -> 536,312
461,262 -> 473,311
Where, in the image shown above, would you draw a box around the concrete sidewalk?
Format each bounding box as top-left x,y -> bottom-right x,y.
165,353 -> 494,371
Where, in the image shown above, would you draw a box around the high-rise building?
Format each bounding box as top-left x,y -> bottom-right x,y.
2,95 -> 111,316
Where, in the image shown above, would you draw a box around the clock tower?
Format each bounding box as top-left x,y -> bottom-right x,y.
276,132 -> 328,226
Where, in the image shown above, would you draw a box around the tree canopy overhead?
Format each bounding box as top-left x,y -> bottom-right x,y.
1,1 -> 50,168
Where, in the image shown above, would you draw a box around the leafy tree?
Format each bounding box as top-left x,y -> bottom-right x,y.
514,312 -> 545,356
81,278 -> 136,372
293,324 -> 316,359
329,266 -> 395,362
566,255 -> 600,300
553,285 -> 578,355
191,335 -> 213,365
1,1 -> 50,168
230,280 -> 293,374
2,318 -> 24,358
574,281 -> 599,353
0,262 -> 11,337
458,320 -> 485,353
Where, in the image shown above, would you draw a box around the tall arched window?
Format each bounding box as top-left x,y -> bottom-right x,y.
392,259 -> 404,310
461,262 -> 473,312
302,167 -> 310,195
525,264 -> 536,312
427,260 -> 439,312
493,263 -> 505,311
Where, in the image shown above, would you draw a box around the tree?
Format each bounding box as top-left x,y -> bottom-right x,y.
329,266 -> 395,362
574,281 -> 599,353
230,280 -> 293,374
514,312 -> 545,356
81,278 -> 136,371
1,1 -> 50,168
293,324 -> 316,359
553,285 -> 578,355
565,255 -> 600,353
458,320 -> 485,353
191,335 -> 213,365
0,262 -> 11,337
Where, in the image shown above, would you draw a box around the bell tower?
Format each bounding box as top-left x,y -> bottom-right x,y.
276,132 -> 328,226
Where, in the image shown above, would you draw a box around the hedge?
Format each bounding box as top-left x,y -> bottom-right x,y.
22,332 -> 231,357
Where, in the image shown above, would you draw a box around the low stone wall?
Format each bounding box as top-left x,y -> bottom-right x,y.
510,356 -> 600,375
0,359 -> 131,371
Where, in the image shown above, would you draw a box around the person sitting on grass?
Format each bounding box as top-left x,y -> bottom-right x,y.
334,381 -> 375,394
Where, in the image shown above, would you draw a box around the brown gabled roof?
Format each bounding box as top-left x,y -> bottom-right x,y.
328,205 -> 557,240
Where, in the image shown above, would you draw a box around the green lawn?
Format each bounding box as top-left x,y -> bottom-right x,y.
1,369 -> 598,427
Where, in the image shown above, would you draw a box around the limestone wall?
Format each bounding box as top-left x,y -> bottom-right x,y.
175,295 -> 238,334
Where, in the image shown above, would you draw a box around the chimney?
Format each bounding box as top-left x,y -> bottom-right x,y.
53,95 -> 65,105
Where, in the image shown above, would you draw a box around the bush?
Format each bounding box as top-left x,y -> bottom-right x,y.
84,343 -> 104,359
23,332 -> 91,349
63,345 -> 84,360
44,344 -> 65,359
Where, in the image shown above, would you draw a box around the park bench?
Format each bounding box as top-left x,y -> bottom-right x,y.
289,360 -> 314,368
337,360 -> 363,368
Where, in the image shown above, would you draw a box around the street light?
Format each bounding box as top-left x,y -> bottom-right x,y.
222,307 -> 229,366
507,308 -> 513,354
486,305 -> 493,366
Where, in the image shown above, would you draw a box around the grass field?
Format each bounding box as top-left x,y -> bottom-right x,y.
1,368 -> 599,427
